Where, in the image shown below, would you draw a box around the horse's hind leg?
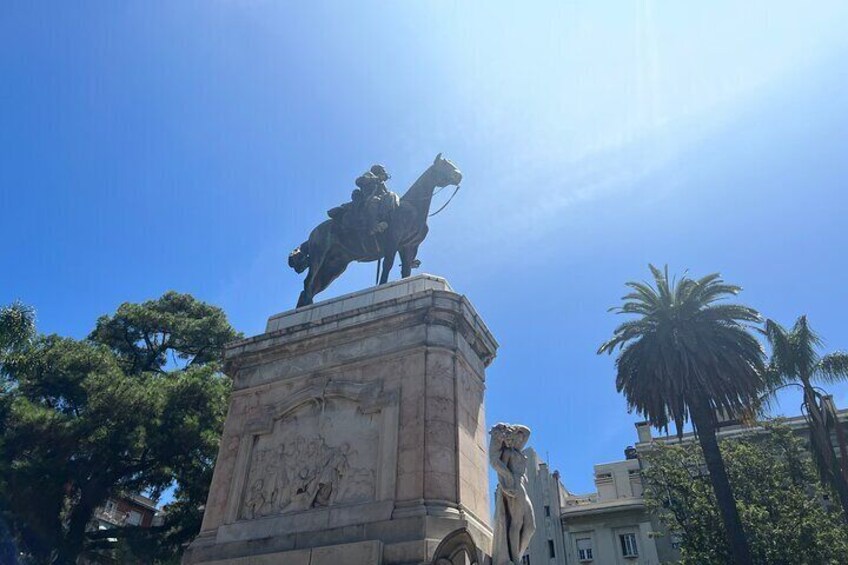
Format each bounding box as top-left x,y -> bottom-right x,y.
379,250 -> 396,285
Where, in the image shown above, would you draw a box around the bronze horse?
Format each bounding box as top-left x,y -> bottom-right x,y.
288,154 -> 462,307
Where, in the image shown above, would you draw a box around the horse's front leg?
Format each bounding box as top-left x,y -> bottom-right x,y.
379,250 -> 396,284
297,267 -> 315,307
297,241 -> 325,307
399,244 -> 421,278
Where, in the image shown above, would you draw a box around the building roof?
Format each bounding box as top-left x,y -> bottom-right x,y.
561,497 -> 646,518
635,404 -> 848,450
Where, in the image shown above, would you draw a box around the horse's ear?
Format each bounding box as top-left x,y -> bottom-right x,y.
434,152 -> 442,164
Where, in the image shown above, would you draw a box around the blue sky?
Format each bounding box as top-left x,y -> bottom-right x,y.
2,1 -> 848,494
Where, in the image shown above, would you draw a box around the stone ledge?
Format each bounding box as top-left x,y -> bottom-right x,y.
216,500 -> 395,543
267,274 -> 452,333
231,275 -> 496,356
184,516 -> 472,564
190,540 -> 382,565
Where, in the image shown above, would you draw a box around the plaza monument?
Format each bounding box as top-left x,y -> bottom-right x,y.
183,156 -> 501,564
288,153 -> 462,307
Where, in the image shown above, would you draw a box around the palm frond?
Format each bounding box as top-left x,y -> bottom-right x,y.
763,319 -> 797,378
761,361 -> 792,390
699,304 -> 761,324
648,264 -> 672,307
624,281 -> 662,309
791,315 -> 822,379
817,352 -> 848,384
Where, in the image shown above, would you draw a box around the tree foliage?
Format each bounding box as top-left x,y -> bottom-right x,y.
0,293 -> 240,564
642,422 -> 848,565
599,265 -> 766,565
0,302 -> 36,356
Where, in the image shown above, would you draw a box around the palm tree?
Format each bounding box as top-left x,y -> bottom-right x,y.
599,265 -> 764,565
763,315 -> 848,518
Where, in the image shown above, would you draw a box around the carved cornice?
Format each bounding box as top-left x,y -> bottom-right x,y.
244,379 -> 397,434
422,302 -> 497,368
225,289 -> 498,386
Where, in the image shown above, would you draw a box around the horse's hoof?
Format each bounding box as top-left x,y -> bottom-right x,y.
411,260 -> 421,269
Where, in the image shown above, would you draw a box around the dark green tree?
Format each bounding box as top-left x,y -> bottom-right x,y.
642,422 -> 848,564
0,302 -> 37,564
0,292 -> 239,564
762,315 -> 848,518
598,265 -> 765,565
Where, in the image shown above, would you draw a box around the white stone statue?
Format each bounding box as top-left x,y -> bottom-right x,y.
489,423 -> 536,565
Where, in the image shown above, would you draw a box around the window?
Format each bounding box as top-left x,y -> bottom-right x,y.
127,510 -> 143,526
576,538 -> 593,561
521,555 -> 531,565
544,505 -> 551,517
548,540 -> 556,558
620,533 -> 639,558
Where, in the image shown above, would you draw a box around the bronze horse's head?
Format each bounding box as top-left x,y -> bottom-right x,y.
432,153 -> 463,187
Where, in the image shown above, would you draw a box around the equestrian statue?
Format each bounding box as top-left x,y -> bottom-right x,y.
288,153 -> 462,307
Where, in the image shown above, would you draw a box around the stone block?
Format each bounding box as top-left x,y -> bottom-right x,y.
310,540 -> 383,565
201,548 -> 310,565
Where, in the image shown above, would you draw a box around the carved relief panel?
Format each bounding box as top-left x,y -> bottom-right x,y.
227,379 -> 398,524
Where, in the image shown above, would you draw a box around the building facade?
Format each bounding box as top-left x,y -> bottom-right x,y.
560,455 -> 665,565
90,493 -> 161,531
521,448 -> 666,565
522,401 -> 848,564
522,448 -> 569,565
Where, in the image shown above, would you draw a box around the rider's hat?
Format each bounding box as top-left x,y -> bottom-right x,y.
370,165 -> 390,181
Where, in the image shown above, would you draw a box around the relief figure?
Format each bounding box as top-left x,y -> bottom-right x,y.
241,435 -> 372,519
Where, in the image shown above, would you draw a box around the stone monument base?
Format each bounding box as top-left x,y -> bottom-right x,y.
183,275 -> 498,565
185,516 -> 491,564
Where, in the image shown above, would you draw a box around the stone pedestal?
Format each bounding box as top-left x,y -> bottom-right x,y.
183,275 -> 498,565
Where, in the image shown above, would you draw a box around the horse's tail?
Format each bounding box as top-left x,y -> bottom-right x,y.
288,241 -> 310,273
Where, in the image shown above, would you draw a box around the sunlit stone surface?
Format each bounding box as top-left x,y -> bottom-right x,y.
183,275 -> 498,565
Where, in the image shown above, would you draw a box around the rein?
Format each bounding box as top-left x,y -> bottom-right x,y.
428,185 -> 461,217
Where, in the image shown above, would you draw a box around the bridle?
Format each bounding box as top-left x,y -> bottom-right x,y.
428,184 -> 461,217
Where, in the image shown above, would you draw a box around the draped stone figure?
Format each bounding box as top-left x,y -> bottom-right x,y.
489,423 -> 536,565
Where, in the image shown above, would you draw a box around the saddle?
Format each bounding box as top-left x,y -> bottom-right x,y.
325,203 -> 385,257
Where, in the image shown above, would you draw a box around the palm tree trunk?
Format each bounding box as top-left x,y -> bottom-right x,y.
804,386 -> 848,519
690,399 -> 753,565
822,396 -> 848,483
832,413 -> 848,483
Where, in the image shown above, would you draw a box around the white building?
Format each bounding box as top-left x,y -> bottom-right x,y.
521,446 -> 665,565
559,454 -> 665,565
522,448 -> 569,565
